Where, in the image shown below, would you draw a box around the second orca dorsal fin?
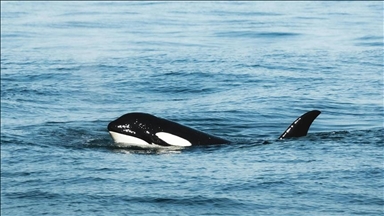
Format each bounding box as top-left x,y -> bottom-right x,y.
278,110 -> 321,139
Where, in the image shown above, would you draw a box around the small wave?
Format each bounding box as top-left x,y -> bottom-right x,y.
212,9 -> 282,17
256,32 -> 301,37
354,35 -> 383,47
215,31 -> 301,39
122,195 -> 244,208
305,128 -> 384,146
6,190 -> 62,200
355,42 -> 384,47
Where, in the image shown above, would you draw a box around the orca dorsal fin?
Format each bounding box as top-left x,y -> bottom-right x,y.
278,110 -> 321,139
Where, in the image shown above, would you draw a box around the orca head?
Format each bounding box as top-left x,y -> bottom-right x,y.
108,113 -> 162,147
107,113 -> 192,147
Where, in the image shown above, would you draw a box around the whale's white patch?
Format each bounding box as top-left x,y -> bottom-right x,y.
109,131 -> 152,148
109,131 -> 187,149
156,132 -> 192,147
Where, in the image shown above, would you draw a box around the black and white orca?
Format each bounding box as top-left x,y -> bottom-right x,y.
107,110 -> 321,148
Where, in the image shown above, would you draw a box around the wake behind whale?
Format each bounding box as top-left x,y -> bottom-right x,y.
107,110 -> 321,148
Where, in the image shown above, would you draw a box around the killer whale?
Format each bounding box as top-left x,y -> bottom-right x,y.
107,110 -> 321,148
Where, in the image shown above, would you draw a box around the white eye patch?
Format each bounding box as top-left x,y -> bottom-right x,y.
156,132 -> 192,147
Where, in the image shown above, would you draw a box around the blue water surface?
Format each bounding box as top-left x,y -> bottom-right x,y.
1,1 -> 383,215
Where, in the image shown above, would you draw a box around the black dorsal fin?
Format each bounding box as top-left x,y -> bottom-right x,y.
278,110 -> 321,139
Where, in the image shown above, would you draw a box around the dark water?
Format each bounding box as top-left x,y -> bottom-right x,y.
1,1 -> 383,215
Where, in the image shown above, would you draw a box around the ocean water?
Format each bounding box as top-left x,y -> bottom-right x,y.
1,1 -> 383,215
